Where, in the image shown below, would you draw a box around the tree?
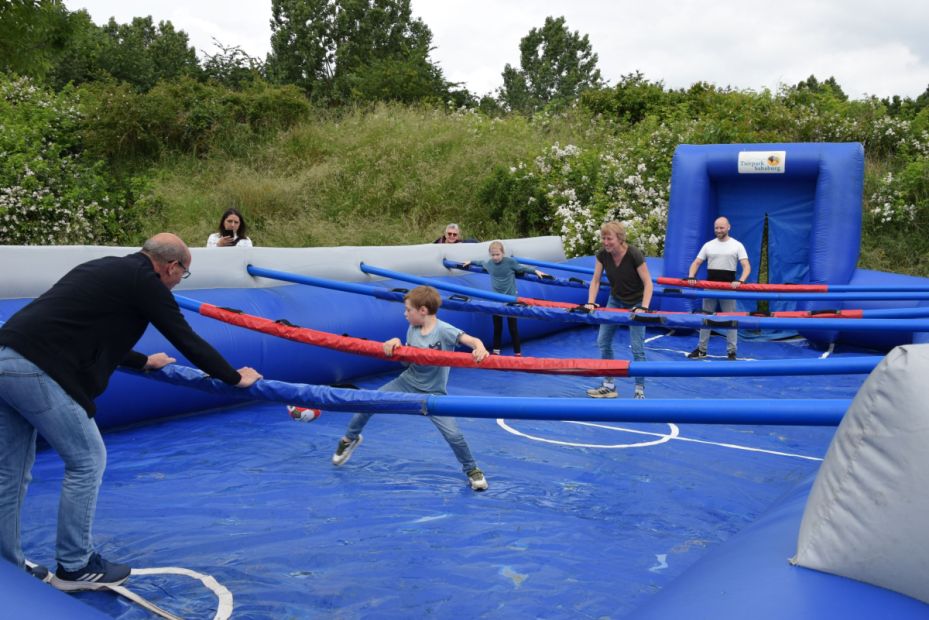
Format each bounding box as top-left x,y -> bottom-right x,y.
98,16 -> 200,91
266,0 -> 335,99
49,13 -> 200,91
794,74 -> 848,101
0,0 -> 72,80
47,9 -> 111,89
499,16 -> 602,113
343,55 -> 446,104
202,40 -> 266,89
266,0 -> 449,104
916,84 -> 929,111
580,72 -> 677,124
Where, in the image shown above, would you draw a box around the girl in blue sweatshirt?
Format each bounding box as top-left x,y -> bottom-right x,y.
463,241 -> 546,355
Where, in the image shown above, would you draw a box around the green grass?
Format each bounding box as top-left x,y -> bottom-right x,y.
138,104 -> 598,248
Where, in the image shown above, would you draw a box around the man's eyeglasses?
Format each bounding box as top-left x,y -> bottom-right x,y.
446,232 -> 459,237
176,260 -> 191,279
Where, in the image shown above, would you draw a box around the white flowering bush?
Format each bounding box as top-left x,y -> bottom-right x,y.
868,171 -> 917,226
786,98 -> 929,162
485,138 -> 670,258
867,158 -> 929,230
0,75 -> 127,245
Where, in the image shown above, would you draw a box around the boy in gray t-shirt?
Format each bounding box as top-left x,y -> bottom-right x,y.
331,286 -> 491,491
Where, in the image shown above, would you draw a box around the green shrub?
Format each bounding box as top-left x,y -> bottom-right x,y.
77,76 -> 309,163
0,75 -> 133,244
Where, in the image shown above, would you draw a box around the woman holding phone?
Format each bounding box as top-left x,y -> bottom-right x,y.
207,208 -> 253,247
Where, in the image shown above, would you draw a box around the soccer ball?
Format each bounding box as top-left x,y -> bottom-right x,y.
286,405 -> 322,423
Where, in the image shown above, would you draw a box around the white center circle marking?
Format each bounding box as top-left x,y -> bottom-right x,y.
496,418 -> 680,449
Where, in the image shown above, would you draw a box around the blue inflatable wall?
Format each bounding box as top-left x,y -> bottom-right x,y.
661,143 -> 864,340
657,142 -> 929,350
0,239 -> 580,430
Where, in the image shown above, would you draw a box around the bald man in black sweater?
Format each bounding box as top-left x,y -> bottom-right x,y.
0,233 -> 261,591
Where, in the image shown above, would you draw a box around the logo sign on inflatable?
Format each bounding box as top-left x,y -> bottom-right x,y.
738,150 -> 787,174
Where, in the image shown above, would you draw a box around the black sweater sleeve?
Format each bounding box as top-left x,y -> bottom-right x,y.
138,273 -> 242,385
121,350 -> 148,370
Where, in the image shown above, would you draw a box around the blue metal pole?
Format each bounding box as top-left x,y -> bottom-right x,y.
427,395 -> 849,426
360,262 -> 517,303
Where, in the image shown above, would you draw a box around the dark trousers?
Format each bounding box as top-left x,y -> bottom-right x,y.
492,315 -> 521,354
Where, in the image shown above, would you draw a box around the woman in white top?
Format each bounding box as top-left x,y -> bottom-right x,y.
207,208 -> 253,247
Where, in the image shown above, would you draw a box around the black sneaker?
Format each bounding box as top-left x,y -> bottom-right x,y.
331,435 -> 363,466
51,553 -> 131,591
25,560 -> 51,583
727,352 -> 737,361
687,348 -> 707,359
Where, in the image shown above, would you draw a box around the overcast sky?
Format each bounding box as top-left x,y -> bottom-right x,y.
63,0 -> 929,100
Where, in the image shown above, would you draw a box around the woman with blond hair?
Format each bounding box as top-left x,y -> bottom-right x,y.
582,221 -> 653,399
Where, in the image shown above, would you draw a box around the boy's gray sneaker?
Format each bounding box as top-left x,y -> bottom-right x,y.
687,348 -> 707,359
634,387 -> 645,400
332,435 -> 363,466
586,385 -> 618,399
467,468 -> 489,491
50,552 -> 130,591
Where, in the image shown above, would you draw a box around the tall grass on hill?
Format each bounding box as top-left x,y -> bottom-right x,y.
138,103 -> 606,247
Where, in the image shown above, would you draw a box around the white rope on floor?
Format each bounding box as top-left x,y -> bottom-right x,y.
106,566 -> 234,620
106,584 -> 184,620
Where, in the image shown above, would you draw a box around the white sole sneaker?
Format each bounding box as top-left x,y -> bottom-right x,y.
467,469 -> 489,491
50,574 -> 129,591
331,435 -> 363,466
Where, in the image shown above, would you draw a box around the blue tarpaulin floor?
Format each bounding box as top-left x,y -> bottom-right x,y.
21,326 -> 871,618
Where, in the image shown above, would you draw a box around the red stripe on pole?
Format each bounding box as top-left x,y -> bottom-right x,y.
520,297 -> 864,319
658,277 -> 829,292
200,304 -> 630,377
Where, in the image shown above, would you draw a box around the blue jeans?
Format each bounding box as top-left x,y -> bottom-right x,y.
0,346 -> 106,571
596,295 -> 646,388
344,375 -> 478,473
698,297 -> 739,354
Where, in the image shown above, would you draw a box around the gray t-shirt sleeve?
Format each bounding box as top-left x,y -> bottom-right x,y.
434,319 -> 463,350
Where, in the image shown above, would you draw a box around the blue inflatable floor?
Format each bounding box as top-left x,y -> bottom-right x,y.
21,326 -> 871,618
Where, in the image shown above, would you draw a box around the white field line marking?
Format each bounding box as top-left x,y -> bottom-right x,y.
568,420 -> 823,461
496,418 -> 679,449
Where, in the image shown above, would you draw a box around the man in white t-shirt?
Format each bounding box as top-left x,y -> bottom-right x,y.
685,217 -> 751,360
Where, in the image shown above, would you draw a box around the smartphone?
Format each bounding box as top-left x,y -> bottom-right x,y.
222,229 -> 234,238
